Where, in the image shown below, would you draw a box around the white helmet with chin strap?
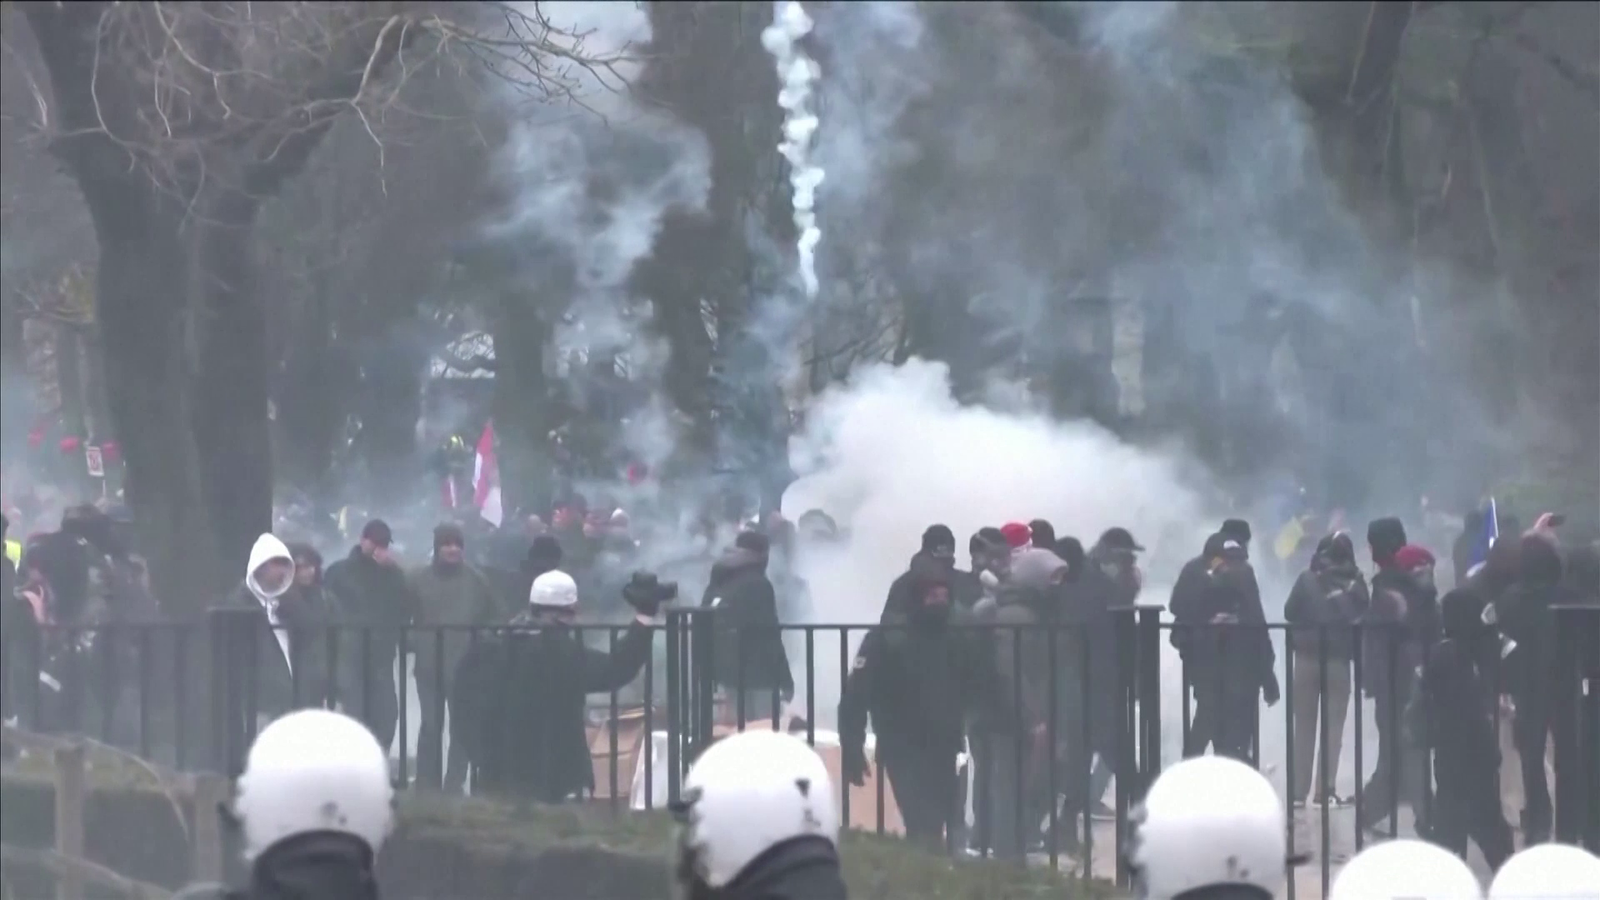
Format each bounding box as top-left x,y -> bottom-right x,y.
234,708 -> 395,860
1488,843 -> 1600,900
1128,756 -> 1287,899
674,730 -> 839,892
1330,839 -> 1482,900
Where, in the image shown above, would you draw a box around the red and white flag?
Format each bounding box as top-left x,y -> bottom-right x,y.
473,421 -> 503,526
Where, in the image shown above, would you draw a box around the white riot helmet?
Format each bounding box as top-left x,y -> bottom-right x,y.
234,709 -> 395,860
674,730 -> 839,893
1488,843 -> 1600,900
1330,839 -> 1481,900
1129,756 -> 1287,899
530,569 -> 579,609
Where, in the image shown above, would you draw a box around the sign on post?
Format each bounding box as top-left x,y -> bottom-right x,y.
84,445 -> 104,478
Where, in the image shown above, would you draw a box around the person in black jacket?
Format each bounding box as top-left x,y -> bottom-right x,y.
279,543 -> 352,713
840,556 -> 999,852
1170,533 -> 1279,763
1416,588 -> 1513,869
1358,541 -> 1437,835
879,524 -> 959,623
702,531 -> 793,724
321,520 -> 411,753
1283,531 -> 1368,807
450,569 -> 666,801
1496,534 -> 1577,844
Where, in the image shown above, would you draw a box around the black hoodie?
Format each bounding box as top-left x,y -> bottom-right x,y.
702,547 -> 793,698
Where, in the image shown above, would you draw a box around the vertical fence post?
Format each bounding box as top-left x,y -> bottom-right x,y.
689,609 -> 717,756
190,772 -> 229,883
52,740 -> 86,900
1552,603 -> 1599,850
208,607 -> 265,777
665,608 -> 685,807
1112,606 -> 1137,888
1135,605 -> 1163,796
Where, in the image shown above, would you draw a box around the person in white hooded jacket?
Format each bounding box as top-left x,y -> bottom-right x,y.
223,534 -> 305,725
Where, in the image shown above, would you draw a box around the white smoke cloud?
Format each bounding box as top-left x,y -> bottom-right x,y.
485,1 -> 711,361
762,1 -> 825,298
781,359 -> 1221,730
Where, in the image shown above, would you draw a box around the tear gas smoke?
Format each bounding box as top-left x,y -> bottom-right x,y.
758,0 -> 1420,786
485,1 -> 711,362
761,1 -> 825,298
782,359 -> 1216,739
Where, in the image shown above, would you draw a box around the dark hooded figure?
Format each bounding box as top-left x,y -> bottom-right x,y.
1283,531 -> 1369,806
1415,588 -> 1513,869
1221,518 -> 1253,554
879,525 -> 958,623
840,555 -> 998,852
702,531 -> 793,723
1053,536 -> 1086,577
970,547 -> 1075,858
1170,533 -> 1277,764
1495,533 -> 1580,843
1358,540 -> 1437,835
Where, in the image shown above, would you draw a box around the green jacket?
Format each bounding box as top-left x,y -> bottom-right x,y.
407,562 -> 501,685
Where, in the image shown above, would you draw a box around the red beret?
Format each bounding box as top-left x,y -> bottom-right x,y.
1392,544 -> 1436,569
999,522 -> 1032,549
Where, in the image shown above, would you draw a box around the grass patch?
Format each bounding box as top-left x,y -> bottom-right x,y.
3,759 -> 1114,899
396,791 -> 1114,899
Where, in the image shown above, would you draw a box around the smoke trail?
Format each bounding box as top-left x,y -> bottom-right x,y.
761,1 -> 825,298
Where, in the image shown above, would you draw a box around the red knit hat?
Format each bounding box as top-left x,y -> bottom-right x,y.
1392,544 -> 1435,569
999,522 -> 1032,549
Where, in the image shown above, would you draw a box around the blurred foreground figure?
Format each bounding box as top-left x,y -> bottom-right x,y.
674,730 -> 847,900
184,708 -> 394,899
1487,843 -> 1600,900
1329,839 -> 1480,900
1127,756 -> 1287,900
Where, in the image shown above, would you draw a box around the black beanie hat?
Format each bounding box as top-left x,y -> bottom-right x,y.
921,524 -> 956,553
433,523 -> 465,549
1366,517 -> 1407,565
1028,519 -> 1057,548
1221,518 -> 1252,544
528,534 -> 563,566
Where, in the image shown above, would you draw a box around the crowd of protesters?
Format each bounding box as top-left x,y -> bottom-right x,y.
2,477 -> 1597,875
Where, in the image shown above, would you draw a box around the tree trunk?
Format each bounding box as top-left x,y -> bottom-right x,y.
490,288 -> 556,515
276,284 -> 348,492
92,190 -> 223,612
191,210 -> 275,571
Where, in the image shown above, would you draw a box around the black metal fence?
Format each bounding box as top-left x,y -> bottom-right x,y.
2,605 -> 1596,893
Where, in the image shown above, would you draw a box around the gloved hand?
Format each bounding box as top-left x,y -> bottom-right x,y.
842,747 -> 869,787
1262,671 -> 1281,707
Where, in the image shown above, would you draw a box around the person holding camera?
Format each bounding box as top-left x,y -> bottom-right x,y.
448,569 -> 674,801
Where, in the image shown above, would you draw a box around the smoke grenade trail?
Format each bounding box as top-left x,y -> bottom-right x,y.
761,1 -> 825,298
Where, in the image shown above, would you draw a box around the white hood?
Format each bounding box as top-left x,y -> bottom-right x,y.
245,533 -> 295,604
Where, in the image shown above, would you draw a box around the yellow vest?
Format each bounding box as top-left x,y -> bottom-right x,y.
4,539 -> 20,567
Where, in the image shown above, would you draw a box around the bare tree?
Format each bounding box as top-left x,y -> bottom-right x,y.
13,0 -> 627,609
